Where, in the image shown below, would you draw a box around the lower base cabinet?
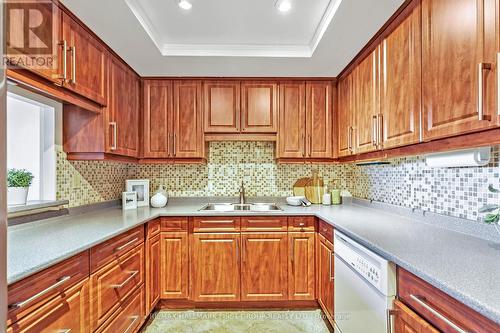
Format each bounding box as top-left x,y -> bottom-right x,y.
97,287 -> 145,333
146,233 -> 161,312
317,233 -> 334,320
241,232 -> 288,301
160,232 -> 189,299
288,232 -> 316,301
392,300 -> 438,333
7,279 -> 90,333
191,233 -> 241,302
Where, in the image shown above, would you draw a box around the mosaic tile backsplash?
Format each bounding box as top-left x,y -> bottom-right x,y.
56,142 -> 500,222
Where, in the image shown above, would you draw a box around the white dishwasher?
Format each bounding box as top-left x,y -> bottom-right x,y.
334,230 -> 396,333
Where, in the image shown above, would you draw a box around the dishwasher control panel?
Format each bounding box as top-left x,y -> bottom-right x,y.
334,230 -> 396,296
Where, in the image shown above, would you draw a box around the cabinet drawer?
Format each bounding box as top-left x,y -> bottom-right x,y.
7,251 -> 89,326
398,268 -> 499,333
147,219 -> 161,238
90,245 -> 144,331
288,216 -> 316,231
193,217 -> 241,232
97,286 -> 145,333
241,216 -> 287,231
161,217 -> 188,231
90,226 -> 144,272
7,279 -> 89,333
318,220 -> 333,241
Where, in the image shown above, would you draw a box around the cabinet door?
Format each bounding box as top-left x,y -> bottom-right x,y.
381,1 -> 422,149
62,12 -> 107,105
277,82 -> 306,158
143,80 -> 173,158
422,0 -> 497,140
108,57 -> 139,157
5,1 -> 64,84
241,81 -> 279,133
173,81 -> 204,158
191,233 -> 241,302
355,49 -> 380,154
241,233 -> 288,301
337,75 -> 355,157
306,81 -> 333,158
317,234 -> 334,319
146,234 -> 160,313
7,280 -> 89,333
204,81 -> 240,133
160,232 -> 189,299
288,232 -> 315,301
393,300 -> 439,333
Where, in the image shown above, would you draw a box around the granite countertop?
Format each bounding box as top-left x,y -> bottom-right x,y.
7,197 -> 500,325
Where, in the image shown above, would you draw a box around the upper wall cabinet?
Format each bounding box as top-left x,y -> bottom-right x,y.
204,81 -> 241,133
277,81 -> 334,160
380,0 -> 422,149
422,0 -> 498,140
337,74 -> 355,157
241,81 -> 279,133
62,12 -> 108,106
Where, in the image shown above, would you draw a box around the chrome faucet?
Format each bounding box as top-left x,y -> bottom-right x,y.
239,181 -> 246,204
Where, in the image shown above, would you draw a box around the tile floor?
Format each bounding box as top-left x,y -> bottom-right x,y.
141,310 -> 331,333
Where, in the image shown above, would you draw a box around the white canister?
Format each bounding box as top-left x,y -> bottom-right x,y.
322,192 -> 331,205
150,185 -> 168,208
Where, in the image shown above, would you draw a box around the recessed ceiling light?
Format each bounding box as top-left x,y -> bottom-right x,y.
178,0 -> 192,10
275,0 -> 292,12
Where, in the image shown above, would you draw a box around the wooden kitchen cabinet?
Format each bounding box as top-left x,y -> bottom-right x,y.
337,74 -> 355,157
7,279 -> 90,333
392,300 -> 439,333
380,0 -> 422,149
173,81 -> 205,158
204,81 -> 241,133
306,81 -> 333,158
317,233 -> 334,320
241,81 -> 279,133
241,233 -> 288,301
354,49 -> 380,154
97,287 -> 144,333
277,82 -> 306,158
146,233 -> 161,313
288,232 -> 315,301
62,12 -> 107,105
160,232 -> 189,299
421,0 -> 498,140
142,80 -> 173,158
191,233 -> 241,302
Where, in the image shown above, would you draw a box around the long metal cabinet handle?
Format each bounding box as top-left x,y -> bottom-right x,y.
478,62 -> 491,121
309,135 -> 312,157
123,315 -> 139,333
386,309 -> 397,333
372,115 -> 378,146
110,122 -> 117,151
410,294 -> 467,333
173,134 -> 176,157
236,239 -> 239,264
301,133 -> 305,157
8,276 -> 71,309
70,46 -> 76,84
111,271 -> 139,289
57,330 -> 72,333
328,251 -> 333,281
114,237 -> 138,252
347,127 -> 351,153
378,114 -> 383,148
59,40 -> 67,82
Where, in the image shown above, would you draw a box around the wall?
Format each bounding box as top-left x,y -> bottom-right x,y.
56,142 -> 500,224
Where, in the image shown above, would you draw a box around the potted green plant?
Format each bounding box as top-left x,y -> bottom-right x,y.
479,185 -> 500,235
7,168 -> 34,205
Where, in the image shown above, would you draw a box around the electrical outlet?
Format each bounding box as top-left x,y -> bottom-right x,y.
72,176 -> 82,189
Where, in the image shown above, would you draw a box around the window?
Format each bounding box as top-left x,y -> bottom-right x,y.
7,86 -> 58,203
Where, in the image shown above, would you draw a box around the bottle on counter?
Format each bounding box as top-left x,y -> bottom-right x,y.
331,179 -> 342,205
322,184 -> 331,205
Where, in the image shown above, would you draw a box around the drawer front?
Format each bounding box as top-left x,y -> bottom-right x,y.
193,217 -> 241,232
318,220 -> 333,241
7,279 -> 89,333
161,217 -> 188,231
90,245 -> 144,331
8,251 -> 89,326
288,216 -> 316,231
241,216 -> 288,231
90,226 -> 144,272
398,268 -> 500,333
98,286 -> 145,333
146,219 -> 161,238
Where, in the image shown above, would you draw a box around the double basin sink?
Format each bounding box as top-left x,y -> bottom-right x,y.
200,203 -> 282,212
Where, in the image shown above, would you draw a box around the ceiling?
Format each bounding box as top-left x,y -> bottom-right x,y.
60,0 -> 404,77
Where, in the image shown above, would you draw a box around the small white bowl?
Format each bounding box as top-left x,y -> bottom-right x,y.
286,196 -> 305,206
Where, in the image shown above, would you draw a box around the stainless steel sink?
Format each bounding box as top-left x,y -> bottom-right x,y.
200,203 -> 281,212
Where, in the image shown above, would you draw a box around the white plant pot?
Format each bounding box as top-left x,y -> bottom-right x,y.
7,187 -> 29,206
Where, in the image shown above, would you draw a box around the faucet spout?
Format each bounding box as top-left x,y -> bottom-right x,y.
239,181 -> 246,204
